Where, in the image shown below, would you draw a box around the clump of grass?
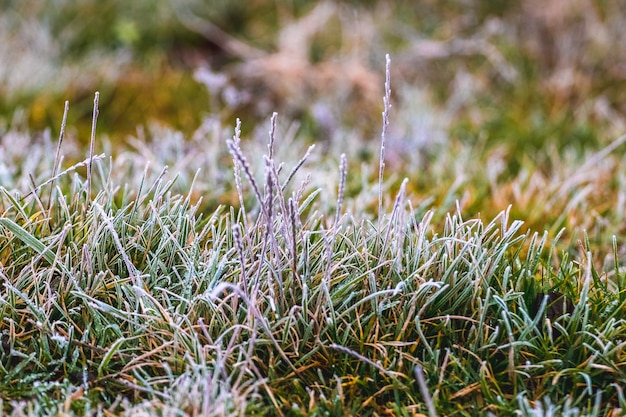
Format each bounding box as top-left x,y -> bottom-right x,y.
1,67 -> 625,416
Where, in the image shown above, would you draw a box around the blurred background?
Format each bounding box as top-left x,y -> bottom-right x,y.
1,0 -> 625,153
2,0 -> 626,253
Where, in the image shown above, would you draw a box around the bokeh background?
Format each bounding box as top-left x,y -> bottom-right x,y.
2,0 -> 625,148
2,0 -> 626,264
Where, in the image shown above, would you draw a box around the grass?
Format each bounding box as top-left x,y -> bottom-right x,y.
1,56 -> 625,415
2,2 -> 626,414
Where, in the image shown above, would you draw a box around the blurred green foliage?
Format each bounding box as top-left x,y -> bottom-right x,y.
1,0 -> 625,162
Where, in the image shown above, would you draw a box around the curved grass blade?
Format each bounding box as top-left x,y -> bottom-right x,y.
0,218 -> 56,265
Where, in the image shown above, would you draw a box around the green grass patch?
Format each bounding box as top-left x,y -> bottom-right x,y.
1,77 -> 625,415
